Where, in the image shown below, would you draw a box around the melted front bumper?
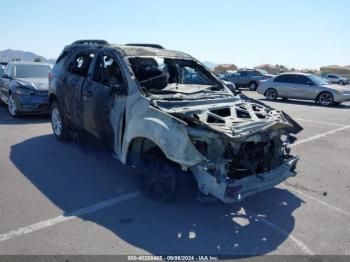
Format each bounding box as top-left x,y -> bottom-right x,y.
191,156 -> 299,203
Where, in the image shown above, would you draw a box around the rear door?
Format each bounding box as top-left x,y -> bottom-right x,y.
273,74 -> 294,97
82,50 -> 128,151
237,71 -> 249,86
64,50 -> 96,129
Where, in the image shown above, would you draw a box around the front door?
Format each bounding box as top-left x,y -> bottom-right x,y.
82,50 -> 128,153
291,75 -> 318,100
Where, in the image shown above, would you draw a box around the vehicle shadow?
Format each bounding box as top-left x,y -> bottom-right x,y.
9,134 -> 304,256
0,105 -> 49,125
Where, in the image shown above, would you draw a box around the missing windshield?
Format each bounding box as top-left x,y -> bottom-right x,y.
129,57 -> 224,95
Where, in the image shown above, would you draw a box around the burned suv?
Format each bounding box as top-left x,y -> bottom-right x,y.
49,40 -> 302,203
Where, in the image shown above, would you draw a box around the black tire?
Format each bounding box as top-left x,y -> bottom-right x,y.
50,102 -> 68,141
7,94 -> 20,117
265,88 -> 278,101
248,81 -> 258,91
317,92 -> 334,106
136,154 -> 178,202
339,80 -> 345,85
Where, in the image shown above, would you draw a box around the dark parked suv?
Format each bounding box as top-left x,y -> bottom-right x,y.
48,40 -> 301,203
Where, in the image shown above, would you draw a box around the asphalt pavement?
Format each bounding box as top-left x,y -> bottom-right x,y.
0,92 -> 349,256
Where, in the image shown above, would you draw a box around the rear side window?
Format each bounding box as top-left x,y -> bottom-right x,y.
68,51 -> 95,77
274,74 -> 293,83
56,51 -> 69,64
240,71 -> 249,76
293,75 -> 309,85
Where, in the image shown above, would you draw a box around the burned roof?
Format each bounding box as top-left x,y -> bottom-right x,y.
110,45 -> 193,59
67,40 -> 193,59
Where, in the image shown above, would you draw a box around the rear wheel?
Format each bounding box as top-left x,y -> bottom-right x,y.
317,92 -> 333,106
51,102 -> 68,141
265,88 -> 278,101
8,94 -> 20,117
136,154 -> 178,202
248,81 -> 258,91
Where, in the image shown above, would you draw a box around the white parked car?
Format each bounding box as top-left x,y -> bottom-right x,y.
257,72 -> 350,106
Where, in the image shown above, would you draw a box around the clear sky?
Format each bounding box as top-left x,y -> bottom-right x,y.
1,0 -> 349,69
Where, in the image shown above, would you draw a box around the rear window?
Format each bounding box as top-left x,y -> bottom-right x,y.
13,64 -> 51,78
274,74 -> 294,83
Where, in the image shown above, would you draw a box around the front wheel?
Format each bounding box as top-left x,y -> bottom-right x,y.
317,92 -> 334,106
8,94 -> 20,117
136,154 -> 178,202
265,88 -> 278,101
51,102 -> 68,141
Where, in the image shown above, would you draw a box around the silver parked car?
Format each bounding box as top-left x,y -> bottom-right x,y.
257,73 -> 350,106
325,74 -> 349,85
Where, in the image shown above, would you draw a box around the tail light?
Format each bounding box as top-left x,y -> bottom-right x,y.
48,70 -> 53,81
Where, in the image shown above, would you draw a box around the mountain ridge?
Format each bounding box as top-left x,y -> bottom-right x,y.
0,49 -> 56,64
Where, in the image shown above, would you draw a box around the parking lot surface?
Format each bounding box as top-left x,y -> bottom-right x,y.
0,91 -> 350,256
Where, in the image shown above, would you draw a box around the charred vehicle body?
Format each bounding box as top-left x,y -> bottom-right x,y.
49,40 -> 302,203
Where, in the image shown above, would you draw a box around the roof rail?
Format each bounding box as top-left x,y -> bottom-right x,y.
125,43 -> 164,49
72,40 -> 109,45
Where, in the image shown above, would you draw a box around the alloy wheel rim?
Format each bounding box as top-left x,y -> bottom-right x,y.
52,107 -> 62,136
250,83 -> 256,90
266,89 -> 276,100
8,96 -> 16,116
319,93 -> 332,105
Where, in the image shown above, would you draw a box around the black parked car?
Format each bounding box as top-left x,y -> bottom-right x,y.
0,61 -> 52,117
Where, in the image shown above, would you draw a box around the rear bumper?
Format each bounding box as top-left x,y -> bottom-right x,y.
191,156 -> 299,204
16,94 -> 49,114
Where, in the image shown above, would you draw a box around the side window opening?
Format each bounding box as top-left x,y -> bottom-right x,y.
68,52 -> 95,77
94,54 -> 125,88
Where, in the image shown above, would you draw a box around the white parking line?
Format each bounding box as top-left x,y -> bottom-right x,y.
294,118 -> 346,127
246,209 -> 314,255
291,125 -> 350,147
0,191 -> 140,242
